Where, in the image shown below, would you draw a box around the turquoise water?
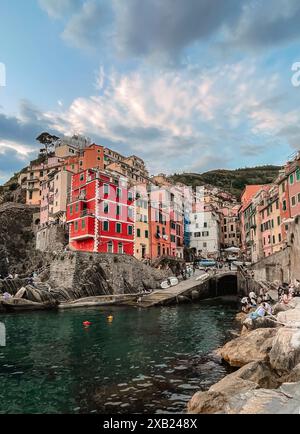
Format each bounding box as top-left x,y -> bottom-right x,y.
0,300 -> 238,414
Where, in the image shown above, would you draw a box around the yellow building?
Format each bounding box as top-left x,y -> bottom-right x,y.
24,157 -> 64,205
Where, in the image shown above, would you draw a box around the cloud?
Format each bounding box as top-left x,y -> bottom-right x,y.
230,0 -> 300,50
114,0 -> 246,62
40,60 -> 300,174
62,0 -> 111,51
38,0 -> 300,64
38,0 -> 81,19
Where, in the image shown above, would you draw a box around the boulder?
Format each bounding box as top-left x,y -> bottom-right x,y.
227,382 -> 300,414
235,312 -> 247,324
187,361 -> 279,414
277,309 -> 300,327
242,316 -> 281,332
14,287 -> 27,299
269,327 -> 300,373
218,328 -> 278,367
187,391 -> 230,414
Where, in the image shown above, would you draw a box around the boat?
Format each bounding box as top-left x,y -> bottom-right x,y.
161,280 -> 171,289
2,299 -> 58,312
169,277 -> 179,287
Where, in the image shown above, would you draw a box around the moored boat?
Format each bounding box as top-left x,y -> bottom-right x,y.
2,299 -> 58,312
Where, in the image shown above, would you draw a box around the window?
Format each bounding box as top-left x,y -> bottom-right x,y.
128,207 -> 134,219
145,230 -> 149,239
282,182 -> 286,193
104,202 -> 109,214
104,184 -> 109,195
272,235 -> 275,244
117,188 -> 121,199
107,241 -> 113,254
116,223 -> 122,233
290,174 -> 294,185
276,200 -> 279,210
81,219 -> 86,230
297,168 -> 300,181
128,191 -> 133,201
75,203 -> 79,213
137,229 -> 141,237
277,216 -> 281,226
80,174 -> 84,181
292,196 -> 296,206
298,193 -> 300,203
103,221 -> 109,231
70,205 -> 73,215
283,200 -> 287,211
279,233 -> 282,242
128,226 -> 133,236
203,242 -> 207,248
194,232 -> 201,237
204,222 -> 208,228
116,205 -> 121,216
74,221 -> 78,232
118,243 -> 124,254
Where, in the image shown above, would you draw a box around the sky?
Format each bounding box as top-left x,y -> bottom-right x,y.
1,0 -> 300,183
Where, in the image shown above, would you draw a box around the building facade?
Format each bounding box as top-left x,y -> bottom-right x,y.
66,169 -> 134,255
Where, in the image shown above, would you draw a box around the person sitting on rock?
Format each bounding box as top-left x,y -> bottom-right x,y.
249,303 -> 267,320
261,302 -> 272,315
241,296 -> 251,313
249,291 -> 257,306
280,288 -> 293,305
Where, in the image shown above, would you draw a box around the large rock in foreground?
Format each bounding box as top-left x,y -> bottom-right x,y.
218,328 -> 278,367
187,361 -> 278,414
269,327 -> 300,373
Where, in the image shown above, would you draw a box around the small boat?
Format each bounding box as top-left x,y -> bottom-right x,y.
161,280 -> 171,289
2,299 -> 58,312
169,277 -> 179,287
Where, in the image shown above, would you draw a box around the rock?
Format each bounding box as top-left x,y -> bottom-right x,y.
280,363 -> 300,383
235,312 -> 247,324
273,302 -> 293,315
277,309 -> 300,327
242,316 -> 281,332
227,382 -> 300,414
269,327 -> 300,373
14,287 -> 27,299
219,328 -> 278,367
187,391 -> 230,414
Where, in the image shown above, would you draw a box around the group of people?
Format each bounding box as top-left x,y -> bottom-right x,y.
241,290 -> 273,319
277,279 -> 300,304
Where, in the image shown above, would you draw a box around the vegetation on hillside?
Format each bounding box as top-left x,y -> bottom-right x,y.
170,165 -> 281,199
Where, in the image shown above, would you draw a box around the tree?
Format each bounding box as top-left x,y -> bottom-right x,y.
36,132 -> 60,155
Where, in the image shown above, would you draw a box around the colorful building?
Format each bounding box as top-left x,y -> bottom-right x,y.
66,169 -> 134,255
134,183 -> 150,260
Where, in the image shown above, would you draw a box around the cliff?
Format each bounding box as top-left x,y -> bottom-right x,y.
0,203 -> 44,277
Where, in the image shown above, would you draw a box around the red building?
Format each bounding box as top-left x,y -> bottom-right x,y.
66,169 -> 135,255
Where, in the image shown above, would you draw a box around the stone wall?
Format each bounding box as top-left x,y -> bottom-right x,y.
253,215 -> 300,283
36,225 -> 68,252
49,252 -> 169,298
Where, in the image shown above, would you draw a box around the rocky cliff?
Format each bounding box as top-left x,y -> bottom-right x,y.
0,203 -> 45,277
188,298 -> 300,414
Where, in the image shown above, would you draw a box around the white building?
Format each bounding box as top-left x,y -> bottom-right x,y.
189,210 -> 221,258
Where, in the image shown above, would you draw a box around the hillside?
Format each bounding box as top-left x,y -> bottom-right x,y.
170,165 -> 281,199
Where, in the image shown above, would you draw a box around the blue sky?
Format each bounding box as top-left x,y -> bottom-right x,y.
1,0 -> 300,183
